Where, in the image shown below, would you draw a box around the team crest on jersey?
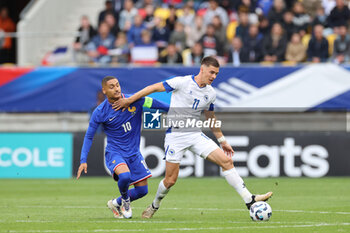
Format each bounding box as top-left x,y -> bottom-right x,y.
204,95 -> 209,102
128,106 -> 137,116
112,160 -> 116,164
168,149 -> 175,155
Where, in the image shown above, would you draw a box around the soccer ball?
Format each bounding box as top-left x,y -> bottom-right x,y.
249,201 -> 272,221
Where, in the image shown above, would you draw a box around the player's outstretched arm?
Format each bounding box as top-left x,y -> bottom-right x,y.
77,163 -> 87,179
204,110 -> 234,157
113,82 -> 166,111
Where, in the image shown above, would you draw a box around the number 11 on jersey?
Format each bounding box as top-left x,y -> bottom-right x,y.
192,98 -> 200,110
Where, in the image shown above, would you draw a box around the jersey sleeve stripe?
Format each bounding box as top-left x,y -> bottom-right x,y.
209,103 -> 214,111
163,81 -> 174,93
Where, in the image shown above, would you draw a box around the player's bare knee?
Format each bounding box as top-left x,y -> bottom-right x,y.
221,157 -> 233,170
164,178 -> 177,188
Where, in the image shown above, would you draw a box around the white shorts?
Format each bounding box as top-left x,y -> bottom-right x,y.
164,131 -> 219,163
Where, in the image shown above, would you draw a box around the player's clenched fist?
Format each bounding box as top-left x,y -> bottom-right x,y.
77,163 -> 87,179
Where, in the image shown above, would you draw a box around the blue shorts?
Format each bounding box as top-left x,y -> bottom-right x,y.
105,151 -> 152,186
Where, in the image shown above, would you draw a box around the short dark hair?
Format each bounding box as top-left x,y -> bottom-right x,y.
201,56 -> 220,68
102,76 -> 117,86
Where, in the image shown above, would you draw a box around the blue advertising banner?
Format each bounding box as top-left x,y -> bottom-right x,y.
0,133 -> 73,178
1,64 -> 350,112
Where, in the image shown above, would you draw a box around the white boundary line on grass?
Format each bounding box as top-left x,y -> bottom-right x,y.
0,220 -> 321,224
2,223 -> 350,233
2,205 -> 350,215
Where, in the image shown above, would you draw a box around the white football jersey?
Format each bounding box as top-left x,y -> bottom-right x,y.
163,75 -> 216,132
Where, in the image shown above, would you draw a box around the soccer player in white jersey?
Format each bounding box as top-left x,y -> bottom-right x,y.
113,56 -> 273,218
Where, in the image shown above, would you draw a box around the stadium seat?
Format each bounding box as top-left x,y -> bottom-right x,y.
181,48 -> 191,66
226,21 -> 238,42
154,8 -> 170,20
326,34 -> 337,56
302,34 -> 311,47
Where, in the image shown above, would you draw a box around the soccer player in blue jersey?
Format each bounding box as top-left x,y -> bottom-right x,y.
76,76 -> 169,219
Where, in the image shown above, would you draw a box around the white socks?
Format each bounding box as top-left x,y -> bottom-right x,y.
152,179 -> 170,208
222,168 -> 252,203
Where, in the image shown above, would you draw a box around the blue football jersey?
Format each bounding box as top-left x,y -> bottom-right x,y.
80,94 -> 168,163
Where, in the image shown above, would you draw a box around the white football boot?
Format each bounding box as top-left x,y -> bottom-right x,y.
107,200 -> 123,219
246,192 -> 273,209
121,198 -> 132,219
141,203 -> 158,219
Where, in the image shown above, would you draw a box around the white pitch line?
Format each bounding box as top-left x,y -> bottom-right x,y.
2,223 -> 350,233
1,205 -> 349,215
0,220 -> 319,224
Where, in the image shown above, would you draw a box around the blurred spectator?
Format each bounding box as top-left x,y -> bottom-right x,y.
242,24 -> 264,62
86,22 -> 116,64
0,7 -> 15,64
262,22 -> 288,62
327,0 -> 350,28
119,0 -> 138,31
136,0 -> 161,8
257,0 -> 274,16
158,43 -> 183,64
73,15 -> 97,63
114,0 -> 126,12
235,11 -> 251,40
185,15 -> 206,48
331,24 -> 350,64
178,3 -> 195,28
169,21 -> 187,51
184,42 -> 204,66
98,0 -> 119,26
152,17 -> 170,51
111,32 -> 129,63
199,23 -> 223,57
203,0 -> 229,27
139,29 -> 155,46
282,11 -> 296,40
322,0 -> 336,16
301,0 -> 320,18
312,6 -> 329,28
140,4 -> 156,29
104,12 -> 119,36
267,0 -> 286,25
237,0 -> 258,13
166,5 -> 178,31
212,15 -> 227,51
258,15 -> 271,35
307,24 -> 329,62
74,15 -> 97,50
227,37 -> 248,66
285,32 -> 306,62
163,0 -> 183,7
292,1 -> 310,37
127,14 -> 147,47
221,0 -> 237,11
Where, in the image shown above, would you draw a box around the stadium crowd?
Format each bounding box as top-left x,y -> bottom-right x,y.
72,0 -> 350,66
2,0 -> 350,66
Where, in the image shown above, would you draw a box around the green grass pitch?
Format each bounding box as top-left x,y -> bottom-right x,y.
0,177 -> 349,233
